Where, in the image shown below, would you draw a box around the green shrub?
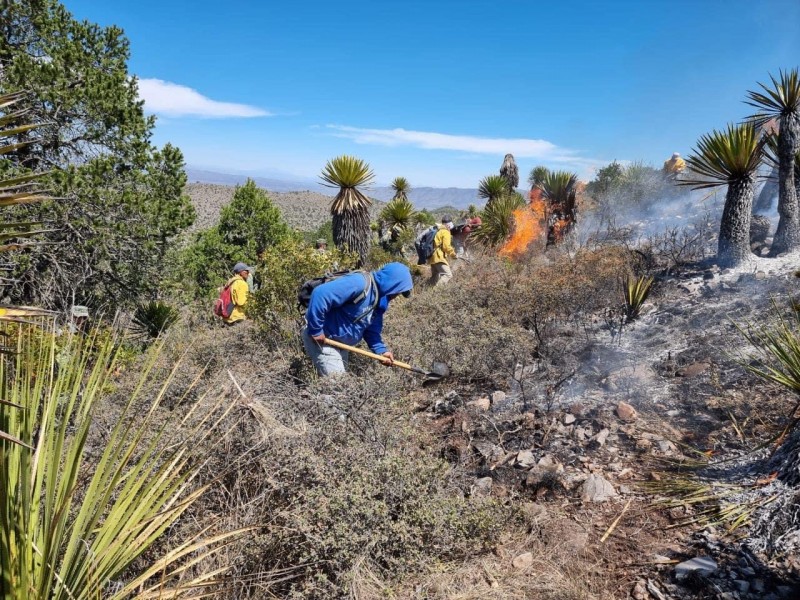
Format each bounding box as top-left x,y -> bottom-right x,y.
248,239 -> 358,345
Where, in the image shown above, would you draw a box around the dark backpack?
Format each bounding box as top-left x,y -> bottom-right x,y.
297,270 -> 378,323
414,225 -> 439,265
213,281 -> 235,319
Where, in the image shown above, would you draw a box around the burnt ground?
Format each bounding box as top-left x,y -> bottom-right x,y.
415,254 -> 800,599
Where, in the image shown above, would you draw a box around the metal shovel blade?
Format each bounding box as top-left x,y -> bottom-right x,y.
422,361 -> 450,385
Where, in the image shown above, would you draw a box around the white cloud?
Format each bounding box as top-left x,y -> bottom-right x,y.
138,78 -> 270,118
325,125 -> 600,167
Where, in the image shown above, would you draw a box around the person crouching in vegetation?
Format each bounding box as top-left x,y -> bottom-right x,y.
429,215 -> 457,285
224,262 -> 253,326
302,263 -> 413,377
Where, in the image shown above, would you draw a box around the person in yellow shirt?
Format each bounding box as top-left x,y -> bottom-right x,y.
428,215 -> 457,286
223,262 -> 253,326
663,152 -> 686,176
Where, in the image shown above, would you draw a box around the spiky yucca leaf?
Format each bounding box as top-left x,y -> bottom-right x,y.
477,174 -> 508,206
745,68 -> 800,125
472,192 -> 525,247
320,155 -> 374,214
131,300 -> 180,340
390,176 -> 410,201
764,133 -> 800,176
0,321 -> 248,598
682,123 -> 764,189
623,275 -> 654,321
528,165 -> 550,188
539,170 -> 578,207
380,197 -> 416,230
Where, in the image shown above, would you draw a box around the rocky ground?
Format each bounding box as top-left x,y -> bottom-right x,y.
414,252 -> 800,599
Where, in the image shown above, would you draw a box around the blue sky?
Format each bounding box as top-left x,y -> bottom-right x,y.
66,0 -> 799,187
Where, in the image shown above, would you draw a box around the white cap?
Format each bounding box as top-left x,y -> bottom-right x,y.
71,305 -> 89,318
672,152 -> 681,159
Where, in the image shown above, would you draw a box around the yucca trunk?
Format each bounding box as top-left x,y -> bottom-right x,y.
718,176 -> 756,267
333,207 -> 370,266
770,113 -> 800,255
753,164 -> 779,214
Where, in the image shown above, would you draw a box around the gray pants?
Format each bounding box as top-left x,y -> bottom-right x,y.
302,327 -> 349,377
430,262 -> 453,286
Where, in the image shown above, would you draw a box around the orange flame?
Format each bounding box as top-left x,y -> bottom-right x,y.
500,191 -> 547,257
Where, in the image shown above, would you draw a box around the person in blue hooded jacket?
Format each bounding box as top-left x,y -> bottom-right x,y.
302,262 -> 413,377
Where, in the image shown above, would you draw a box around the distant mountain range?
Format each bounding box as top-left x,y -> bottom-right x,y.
186,167 -> 483,210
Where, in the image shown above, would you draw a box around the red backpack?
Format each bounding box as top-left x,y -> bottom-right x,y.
213,281 -> 235,318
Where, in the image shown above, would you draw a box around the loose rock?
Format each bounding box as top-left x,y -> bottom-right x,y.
580,473 -> 617,503
466,397 -> 491,412
512,551 -> 533,570
471,476 -> 493,497
516,450 -> 536,469
674,556 -> 717,580
491,391 -> 506,405
616,401 -> 638,422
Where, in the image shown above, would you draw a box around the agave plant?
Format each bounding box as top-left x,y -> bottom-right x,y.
320,155 -> 374,266
390,176 -> 410,201
528,165 -> 550,189
471,192 -> 525,247
499,153 -> 519,192
478,174 -> 508,208
380,197 -> 416,230
623,275 -> 654,321
1,322 -> 246,598
746,69 -> 800,255
131,300 -> 179,340
683,123 -> 764,267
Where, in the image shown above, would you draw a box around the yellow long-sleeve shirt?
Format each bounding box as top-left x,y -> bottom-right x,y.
428,226 -> 456,266
663,157 -> 686,174
223,276 -> 249,324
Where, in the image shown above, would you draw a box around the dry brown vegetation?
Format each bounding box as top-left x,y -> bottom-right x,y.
87,230 -> 800,599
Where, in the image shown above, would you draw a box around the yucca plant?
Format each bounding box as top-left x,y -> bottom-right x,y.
379,197 -> 416,230
131,300 -> 179,340
0,321 -> 246,598
499,153 -> 519,192
764,133 -> 800,201
528,165 -> 550,189
623,275 -> 654,321
683,123 -> 764,267
746,68 -> 800,255
390,176 -> 410,201
320,155 -> 374,266
414,209 -> 436,227
477,174 -> 508,208
538,170 -> 578,212
472,192 -> 525,247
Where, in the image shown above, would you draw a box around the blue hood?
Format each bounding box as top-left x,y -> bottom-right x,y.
304,263 -> 413,354
372,262 -> 413,297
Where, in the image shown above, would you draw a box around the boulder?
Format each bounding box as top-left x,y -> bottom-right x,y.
471,476 -> 493,497
526,455 -> 564,487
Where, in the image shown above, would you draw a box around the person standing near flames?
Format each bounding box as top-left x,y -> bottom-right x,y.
428,215 -> 457,286
452,216 -> 481,262
663,152 -> 686,177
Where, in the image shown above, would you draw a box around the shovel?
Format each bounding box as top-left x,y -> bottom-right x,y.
322,338 -> 449,383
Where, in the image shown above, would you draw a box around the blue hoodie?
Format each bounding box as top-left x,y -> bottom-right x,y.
305,262 -> 413,354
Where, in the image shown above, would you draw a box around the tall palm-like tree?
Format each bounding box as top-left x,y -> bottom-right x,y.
746,69 -> 800,255
380,197 -> 416,230
538,170 -> 579,245
765,133 -> 800,207
390,176 -> 410,201
472,192 -> 525,247
683,123 -> 764,267
478,174 -> 508,208
528,165 -> 550,190
499,153 -> 519,192
320,155 -> 374,265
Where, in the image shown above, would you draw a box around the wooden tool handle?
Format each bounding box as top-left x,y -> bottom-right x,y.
322,338 -> 415,371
